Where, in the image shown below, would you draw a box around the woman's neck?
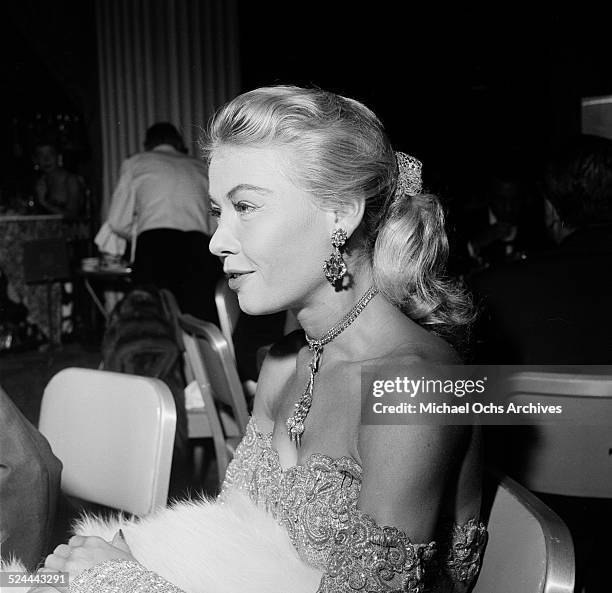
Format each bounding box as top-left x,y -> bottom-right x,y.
295,264 -> 377,345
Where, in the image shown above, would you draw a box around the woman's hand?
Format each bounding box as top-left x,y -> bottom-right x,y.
44,531 -> 135,580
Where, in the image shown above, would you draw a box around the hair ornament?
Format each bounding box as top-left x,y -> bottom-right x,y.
394,151 -> 423,199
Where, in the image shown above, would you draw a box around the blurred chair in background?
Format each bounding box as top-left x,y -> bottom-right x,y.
215,278 -> 300,397
23,237 -> 71,345
215,278 -> 240,360
179,314 -> 248,487
101,287 -> 189,488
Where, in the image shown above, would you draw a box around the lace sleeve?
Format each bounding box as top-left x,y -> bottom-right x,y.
437,518 -> 488,592
315,510 -> 487,593
316,510 -> 437,593
69,560 -> 186,593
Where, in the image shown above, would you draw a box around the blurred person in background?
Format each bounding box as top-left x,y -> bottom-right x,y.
33,139 -> 85,220
456,151 -> 547,274
98,122 -> 222,322
469,134 -> 612,593
470,134 -> 612,365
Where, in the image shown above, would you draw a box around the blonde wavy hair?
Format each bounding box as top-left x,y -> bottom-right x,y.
201,86 -> 472,339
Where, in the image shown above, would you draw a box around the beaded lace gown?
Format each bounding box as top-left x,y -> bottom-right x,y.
71,417 -> 487,593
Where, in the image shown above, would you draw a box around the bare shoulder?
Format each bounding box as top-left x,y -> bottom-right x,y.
398,329 -> 463,365
356,342 -> 467,457
347,330 -> 462,397
354,345 -> 474,540
356,349 -> 468,459
252,329 -> 306,423
357,422 -> 471,539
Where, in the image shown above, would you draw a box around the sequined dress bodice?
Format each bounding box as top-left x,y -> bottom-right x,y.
71,416 -> 487,593
221,417 -> 487,591
222,417 -> 363,571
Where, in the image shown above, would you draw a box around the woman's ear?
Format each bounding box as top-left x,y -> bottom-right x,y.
333,196 -> 366,238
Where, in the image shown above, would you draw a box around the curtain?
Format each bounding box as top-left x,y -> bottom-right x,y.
95,0 -> 240,217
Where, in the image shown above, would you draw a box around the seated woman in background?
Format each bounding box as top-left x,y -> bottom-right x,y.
33,140 -> 84,220
46,86 -> 486,592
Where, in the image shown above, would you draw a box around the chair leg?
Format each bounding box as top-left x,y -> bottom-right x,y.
192,443 -> 206,483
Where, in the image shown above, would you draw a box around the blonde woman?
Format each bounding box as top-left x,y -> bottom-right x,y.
46,86 -> 486,593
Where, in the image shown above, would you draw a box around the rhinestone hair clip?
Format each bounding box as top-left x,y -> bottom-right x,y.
394,151 -> 423,199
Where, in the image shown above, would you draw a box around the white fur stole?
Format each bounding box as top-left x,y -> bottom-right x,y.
1,490 -> 322,593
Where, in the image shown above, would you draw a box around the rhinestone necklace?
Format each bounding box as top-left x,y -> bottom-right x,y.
286,285 -> 379,447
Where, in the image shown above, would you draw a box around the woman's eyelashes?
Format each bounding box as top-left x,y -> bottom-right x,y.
209,201 -> 257,218
233,201 -> 257,215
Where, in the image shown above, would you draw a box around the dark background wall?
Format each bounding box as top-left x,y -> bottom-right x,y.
2,2 -> 611,207
238,6 -> 612,193
1,1 -> 100,204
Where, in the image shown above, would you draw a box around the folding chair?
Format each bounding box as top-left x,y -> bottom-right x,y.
504,371 -> 612,498
159,288 -> 184,352
214,278 -> 241,360
178,314 -> 249,485
38,367 -> 176,516
473,468 -> 574,593
22,238 -> 71,345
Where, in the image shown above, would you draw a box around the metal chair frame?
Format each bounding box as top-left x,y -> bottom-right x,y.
178,314 -> 249,485
474,468 -> 575,593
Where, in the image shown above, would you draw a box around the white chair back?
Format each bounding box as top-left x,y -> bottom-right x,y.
38,367 -> 176,516
473,469 -> 574,593
504,371 -> 612,497
214,278 -> 241,359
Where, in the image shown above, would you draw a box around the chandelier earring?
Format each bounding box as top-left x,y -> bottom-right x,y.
323,227 -> 348,286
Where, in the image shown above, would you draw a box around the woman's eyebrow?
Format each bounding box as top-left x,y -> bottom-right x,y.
227,184 -> 273,200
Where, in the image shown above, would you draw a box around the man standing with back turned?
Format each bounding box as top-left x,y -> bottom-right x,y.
101,122 -> 222,322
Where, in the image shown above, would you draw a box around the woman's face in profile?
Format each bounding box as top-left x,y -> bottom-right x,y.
208,145 -> 333,315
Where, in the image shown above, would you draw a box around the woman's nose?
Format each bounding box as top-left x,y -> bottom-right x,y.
209,219 -> 240,257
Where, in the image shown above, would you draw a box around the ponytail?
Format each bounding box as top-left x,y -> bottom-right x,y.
373,192 -> 473,338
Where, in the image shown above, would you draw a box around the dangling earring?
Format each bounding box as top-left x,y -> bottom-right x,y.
323,228 -> 348,285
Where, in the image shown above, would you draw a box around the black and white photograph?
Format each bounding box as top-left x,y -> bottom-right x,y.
1,2 -> 611,592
